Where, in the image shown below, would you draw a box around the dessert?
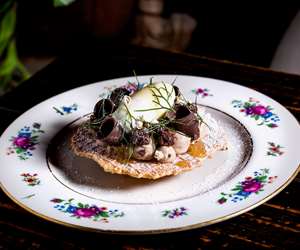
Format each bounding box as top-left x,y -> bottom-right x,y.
71,79 -> 228,179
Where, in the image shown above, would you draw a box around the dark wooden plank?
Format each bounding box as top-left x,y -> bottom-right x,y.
0,43 -> 299,112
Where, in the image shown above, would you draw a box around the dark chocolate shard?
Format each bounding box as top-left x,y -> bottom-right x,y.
97,116 -> 123,145
158,129 -> 175,146
110,88 -> 131,107
174,105 -> 200,140
173,85 -> 180,96
93,99 -> 115,119
187,103 -> 198,113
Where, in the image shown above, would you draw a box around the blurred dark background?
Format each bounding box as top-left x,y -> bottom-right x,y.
8,1 -> 300,83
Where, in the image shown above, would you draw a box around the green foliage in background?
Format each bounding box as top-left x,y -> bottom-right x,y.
0,0 -> 29,95
0,0 -> 76,95
53,0 -> 76,7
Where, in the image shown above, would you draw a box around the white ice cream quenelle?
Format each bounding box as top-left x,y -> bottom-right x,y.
113,82 -> 176,131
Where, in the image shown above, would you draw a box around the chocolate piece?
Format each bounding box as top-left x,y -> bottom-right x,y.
110,88 -> 131,107
131,129 -> 150,146
93,99 -> 115,119
165,110 -> 176,120
72,125 -> 108,154
174,105 -> 200,140
97,116 -> 123,144
173,85 -> 180,96
187,103 -> 198,113
158,129 -> 175,146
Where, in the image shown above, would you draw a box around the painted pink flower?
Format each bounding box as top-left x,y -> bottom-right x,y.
13,136 -> 32,149
74,208 -> 97,218
196,88 -> 204,94
242,179 -> 263,192
252,105 -> 269,115
124,82 -> 138,94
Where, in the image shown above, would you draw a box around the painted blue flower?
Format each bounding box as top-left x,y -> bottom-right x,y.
62,106 -> 72,113
18,131 -> 32,137
236,190 -> 251,197
66,205 -> 77,213
262,111 -> 273,119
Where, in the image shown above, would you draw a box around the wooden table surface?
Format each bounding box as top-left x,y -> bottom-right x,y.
0,42 -> 299,249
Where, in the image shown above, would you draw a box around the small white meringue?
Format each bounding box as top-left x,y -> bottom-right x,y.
173,132 -> 191,154
154,146 -> 176,163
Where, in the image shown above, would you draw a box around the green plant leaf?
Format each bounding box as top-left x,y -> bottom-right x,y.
16,59 -> 30,80
0,5 -> 15,55
0,73 -> 12,89
100,211 -> 109,218
77,202 -> 84,208
53,0 -> 76,7
0,39 -> 17,76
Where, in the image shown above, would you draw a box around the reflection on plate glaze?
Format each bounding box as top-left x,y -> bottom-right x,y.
7,123 -> 44,160
21,194 -> 36,199
231,97 -> 279,128
217,169 -> 278,204
267,142 -> 284,156
162,207 -> 188,219
53,104 -> 78,115
192,87 -> 212,98
50,198 -> 125,222
20,173 -> 40,186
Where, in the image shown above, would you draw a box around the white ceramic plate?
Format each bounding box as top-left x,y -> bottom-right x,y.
0,75 -> 299,234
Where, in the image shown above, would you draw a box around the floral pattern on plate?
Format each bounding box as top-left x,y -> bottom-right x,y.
53,104 -> 78,115
7,123 -> 44,160
162,207 -> 188,218
267,142 -> 284,156
231,97 -> 279,128
99,81 -> 149,99
21,173 -> 40,186
217,169 -> 277,204
50,198 -> 125,222
192,87 -> 212,98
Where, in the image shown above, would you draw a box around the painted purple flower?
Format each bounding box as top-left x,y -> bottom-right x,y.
89,205 -> 102,215
218,169 -> 277,204
232,99 -> 279,128
242,179 -> 263,193
252,105 -> 269,115
13,136 -> 33,149
245,107 -> 254,115
51,198 -> 124,221
74,208 -> 97,218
